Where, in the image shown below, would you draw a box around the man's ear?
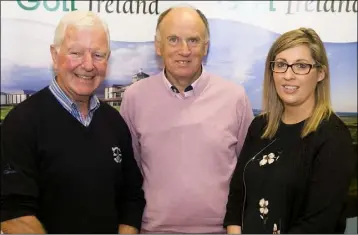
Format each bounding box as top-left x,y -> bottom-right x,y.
203,40 -> 209,56
50,45 -> 59,71
155,36 -> 162,56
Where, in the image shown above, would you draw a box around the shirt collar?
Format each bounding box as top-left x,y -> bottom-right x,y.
162,66 -> 205,97
49,78 -> 100,113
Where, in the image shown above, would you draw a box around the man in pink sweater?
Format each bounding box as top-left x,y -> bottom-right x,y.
120,6 -> 253,233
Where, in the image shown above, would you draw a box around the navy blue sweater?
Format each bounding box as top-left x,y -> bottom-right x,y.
1,87 -> 145,233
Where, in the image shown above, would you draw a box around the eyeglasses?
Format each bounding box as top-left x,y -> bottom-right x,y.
165,35 -> 205,48
270,61 -> 321,75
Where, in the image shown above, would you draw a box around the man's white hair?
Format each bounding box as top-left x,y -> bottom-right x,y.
53,10 -> 110,52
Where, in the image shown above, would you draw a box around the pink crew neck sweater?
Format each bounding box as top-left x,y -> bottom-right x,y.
120,70 -> 253,233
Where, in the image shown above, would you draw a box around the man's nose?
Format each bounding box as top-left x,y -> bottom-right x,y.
81,52 -> 94,71
178,40 -> 191,56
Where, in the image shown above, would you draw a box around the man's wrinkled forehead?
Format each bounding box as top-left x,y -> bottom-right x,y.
159,9 -> 206,37
62,25 -> 108,49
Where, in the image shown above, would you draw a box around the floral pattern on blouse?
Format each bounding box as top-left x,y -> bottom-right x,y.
273,223 -> 280,234
259,198 -> 269,223
259,152 -> 280,166
257,151 -> 283,231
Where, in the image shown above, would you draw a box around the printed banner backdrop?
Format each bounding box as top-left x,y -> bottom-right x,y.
1,1 -> 357,113
0,0 -> 357,231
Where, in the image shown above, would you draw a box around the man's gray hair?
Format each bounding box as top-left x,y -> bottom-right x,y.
155,5 -> 210,42
53,11 -> 110,52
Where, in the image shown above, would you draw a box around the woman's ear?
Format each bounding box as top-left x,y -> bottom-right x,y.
317,66 -> 326,82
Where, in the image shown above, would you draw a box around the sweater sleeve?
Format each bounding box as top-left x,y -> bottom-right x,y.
223,117 -> 258,228
235,89 -> 254,156
120,88 -> 142,169
288,124 -> 356,233
116,114 -> 146,230
1,106 -> 39,222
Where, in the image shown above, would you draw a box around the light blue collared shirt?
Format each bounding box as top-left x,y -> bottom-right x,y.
49,78 -> 100,127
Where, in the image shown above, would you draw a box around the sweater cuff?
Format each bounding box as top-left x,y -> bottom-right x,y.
0,195 -> 38,222
118,201 -> 145,230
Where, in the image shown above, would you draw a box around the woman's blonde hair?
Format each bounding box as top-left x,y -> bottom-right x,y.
261,27 -> 332,139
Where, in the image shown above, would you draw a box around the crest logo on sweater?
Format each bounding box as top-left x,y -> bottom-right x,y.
112,147 -> 122,163
3,164 -> 17,175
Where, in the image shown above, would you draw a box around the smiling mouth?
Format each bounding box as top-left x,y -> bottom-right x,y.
283,85 -> 299,91
75,74 -> 95,80
176,60 -> 190,65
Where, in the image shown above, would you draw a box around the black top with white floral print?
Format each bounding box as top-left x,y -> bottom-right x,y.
224,113 -> 356,234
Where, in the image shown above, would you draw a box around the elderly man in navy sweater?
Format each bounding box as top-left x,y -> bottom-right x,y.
0,11 -> 145,234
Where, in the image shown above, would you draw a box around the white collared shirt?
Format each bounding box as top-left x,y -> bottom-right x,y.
162,68 -> 203,100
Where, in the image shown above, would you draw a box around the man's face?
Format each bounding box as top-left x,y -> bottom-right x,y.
51,25 -> 109,101
155,10 -> 208,81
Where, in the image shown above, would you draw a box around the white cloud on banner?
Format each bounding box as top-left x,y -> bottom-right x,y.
204,19 -> 276,85
107,43 -> 158,83
1,19 -> 54,69
0,18 -> 159,86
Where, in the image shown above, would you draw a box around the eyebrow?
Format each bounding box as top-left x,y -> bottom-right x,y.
187,36 -> 201,39
67,45 -> 107,52
275,58 -> 311,63
294,59 -> 310,63
166,34 -> 201,39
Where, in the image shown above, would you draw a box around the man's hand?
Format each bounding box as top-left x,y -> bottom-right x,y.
1,216 -> 46,234
118,224 -> 138,234
227,225 -> 242,234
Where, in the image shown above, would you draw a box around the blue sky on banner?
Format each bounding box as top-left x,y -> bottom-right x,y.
1,1 -> 357,112
1,17 -> 356,112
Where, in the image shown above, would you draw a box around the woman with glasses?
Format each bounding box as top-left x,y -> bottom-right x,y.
224,28 -> 356,234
